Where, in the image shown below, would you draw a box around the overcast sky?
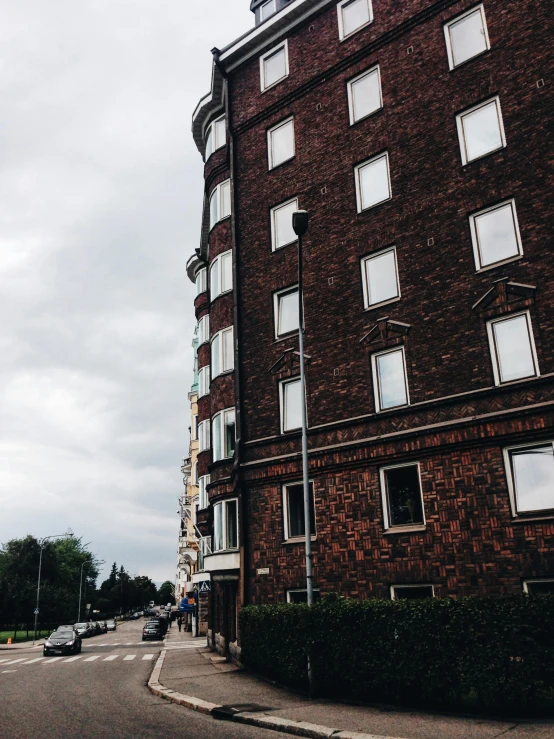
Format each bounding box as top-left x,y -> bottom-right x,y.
0,0 -> 252,584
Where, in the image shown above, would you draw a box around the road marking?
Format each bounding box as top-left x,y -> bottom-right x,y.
21,658 -> 45,664
124,642 -> 134,645
2,670 -> 18,673
103,655 -> 118,661
142,654 -> 154,661
84,656 -> 100,662
111,643 -> 121,646
3,658 -> 26,665
43,657 -> 64,664
123,655 -> 136,661
0,659 -> 13,664
63,656 -> 82,663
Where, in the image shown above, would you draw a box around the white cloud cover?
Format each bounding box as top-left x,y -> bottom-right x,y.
0,0 -> 252,583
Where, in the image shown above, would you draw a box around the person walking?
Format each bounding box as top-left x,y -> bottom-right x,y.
177,614 -> 183,632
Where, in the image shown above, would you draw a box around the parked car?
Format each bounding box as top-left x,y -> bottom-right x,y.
99,621 -> 108,634
74,622 -> 93,639
105,619 -> 117,632
142,620 -> 165,641
44,628 -> 82,657
146,616 -> 168,636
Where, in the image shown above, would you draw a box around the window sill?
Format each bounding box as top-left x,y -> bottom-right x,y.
383,525 -> 426,535
462,144 -> 506,168
494,372 -> 540,388
350,105 -> 383,127
340,20 -> 373,43
512,513 -> 554,524
376,402 -> 410,414
269,155 -> 296,173
476,254 -> 523,273
210,369 -> 234,383
282,536 -> 317,545
272,239 -> 298,253
210,289 -> 233,304
448,49 -> 491,73
363,296 -> 401,313
209,215 -> 231,234
357,195 -> 392,215
261,74 -> 289,94
205,145 -> 226,164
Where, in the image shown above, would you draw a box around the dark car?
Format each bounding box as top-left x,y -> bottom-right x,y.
105,619 -> 117,632
142,619 -> 166,641
74,622 -> 93,639
44,628 -> 82,657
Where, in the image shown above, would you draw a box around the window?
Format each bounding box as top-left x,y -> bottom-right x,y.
192,414 -> 198,441
361,247 -> 400,309
274,287 -> 299,338
197,315 -> 210,346
260,41 -> 289,92
391,585 -> 434,600
338,0 -> 373,40
381,463 -> 425,531
505,442 -> 554,515
487,312 -> 539,385
205,115 -> 226,161
347,66 -> 382,124
355,152 -> 391,212
372,347 -> 409,412
195,267 -> 207,296
191,461 -> 198,485
212,408 -> 236,462
271,198 -> 298,250
213,499 -> 238,551
523,579 -> 554,596
268,117 -> 295,170
444,4 -> 490,70
280,377 -> 303,433
469,200 -> 522,271
198,475 -> 210,509
211,327 -> 234,379
198,366 -> 210,398
457,97 -> 506,165
287,589 -> 321,603
260,0 -> 276,21
283,482 -> 315,540
198,420 -> 210,453
210,251 -> 233,300
209,180 -> 231,230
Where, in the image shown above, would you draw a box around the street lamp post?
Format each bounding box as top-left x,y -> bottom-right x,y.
78,560 -> 92,623
33,532 -> 73,645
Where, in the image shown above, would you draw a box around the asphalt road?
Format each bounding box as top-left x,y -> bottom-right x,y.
0,619 -> 274,739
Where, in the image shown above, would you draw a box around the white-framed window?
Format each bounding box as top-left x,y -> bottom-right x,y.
380,463 -> 426,532
260,40 -> 289,92
487,312 -> 539,385
192,414 -> 198,441
198,420 -> 211,452
212,407 -> 236,462
271,198 -> 298,251
280,377 -> 303,433
391,584 -> 434,600
469,199 -> 523,271
198,366 -> 210,398
211,327 -> 234,379
205,115 -> 226,161
371,347 -> 409,412
197,314 -> 210,346
213,499 -> 239,552
274,286 -> 299,338
287,589 -> 321,603
198,474 -> 210,509
361,246 -> 400,310
209,179 -> 231,230
268,117 -> 295,170
355,152 -> 391,213
337,0 -> 373,40
504,442 -> 554,516
456,97 -> 506,165
191,461 -> 198,485
347,65 -> 382,125
444,4 -> 490,70
282,481 -> 315,541
260,0 -> 277,21
195,267 -> 207,296
523,579 -> 554,596
209,250 -> 233,300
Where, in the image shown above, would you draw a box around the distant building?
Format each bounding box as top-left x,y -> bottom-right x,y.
188,0 -> 554,657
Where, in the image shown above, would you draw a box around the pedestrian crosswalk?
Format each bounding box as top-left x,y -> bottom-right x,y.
86,641 -> 161,647
1,653 -> 156,668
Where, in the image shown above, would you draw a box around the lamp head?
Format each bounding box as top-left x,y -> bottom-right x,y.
292,210 -> 309,237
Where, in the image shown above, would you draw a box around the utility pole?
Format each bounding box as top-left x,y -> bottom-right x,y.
33,532 -> 73,644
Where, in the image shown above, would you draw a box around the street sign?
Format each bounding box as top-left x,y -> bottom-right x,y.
198,581 -> 211,593
34,608 -> 39,615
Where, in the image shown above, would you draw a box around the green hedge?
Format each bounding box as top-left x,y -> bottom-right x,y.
240,595 -> 554,715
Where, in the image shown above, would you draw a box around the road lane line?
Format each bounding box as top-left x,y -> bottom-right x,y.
3,658 -> 27,665
103,655 -> 118,661
142,654 -> 154,661
21,658 -> 45,664
123,654 -> 136,661
62,656 -> 82,663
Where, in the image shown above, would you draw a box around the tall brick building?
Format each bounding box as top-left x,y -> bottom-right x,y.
188,0 -> 554,656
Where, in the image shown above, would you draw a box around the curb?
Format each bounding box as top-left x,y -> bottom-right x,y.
147,649 -> 406,739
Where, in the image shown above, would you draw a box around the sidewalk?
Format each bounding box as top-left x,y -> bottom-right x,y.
0,639 -> 43,651
149,628 -> 554,739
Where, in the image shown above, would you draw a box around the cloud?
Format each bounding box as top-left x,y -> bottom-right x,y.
0,0 -> 252,584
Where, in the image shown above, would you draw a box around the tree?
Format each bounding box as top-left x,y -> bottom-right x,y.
157,581 -> 175,606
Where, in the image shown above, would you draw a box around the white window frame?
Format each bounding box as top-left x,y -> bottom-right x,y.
209,179 -> 231,230
337,0 -> 373,41
191,461 -> 198,486
361,246 -> 400,310
274,286 -> 299,339
260,0 -> 277,21
282,480 -> 316,542
198,366 -> 210,399
209,250 -> 233,301
271,197 -> 299,251
469,199 -> 523,272
286,588 -> 321,603
486,311 -> 539,386
267,116 -> 295,170
213,498 -> 239,552
371,346 -> 410,412
390,584 -> 435,600
279,377 -> 304,434
260,40 -> 289,93
195,267 -> 207,296
212,407 -> 236,462
380,462 -> 426,533
198,474 -> 210,510
444,4 -> 490,71
503,441 -> 554,518
197,315 -> 210,346
205,115 -> 226,162
354,152 -> 392,213
198,420 -> 211,453
347,65 -> 382,125
192,414 -> 198,441
211,326 -> 234,380
523,579 -> 554,595
456,97 -> 506,165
